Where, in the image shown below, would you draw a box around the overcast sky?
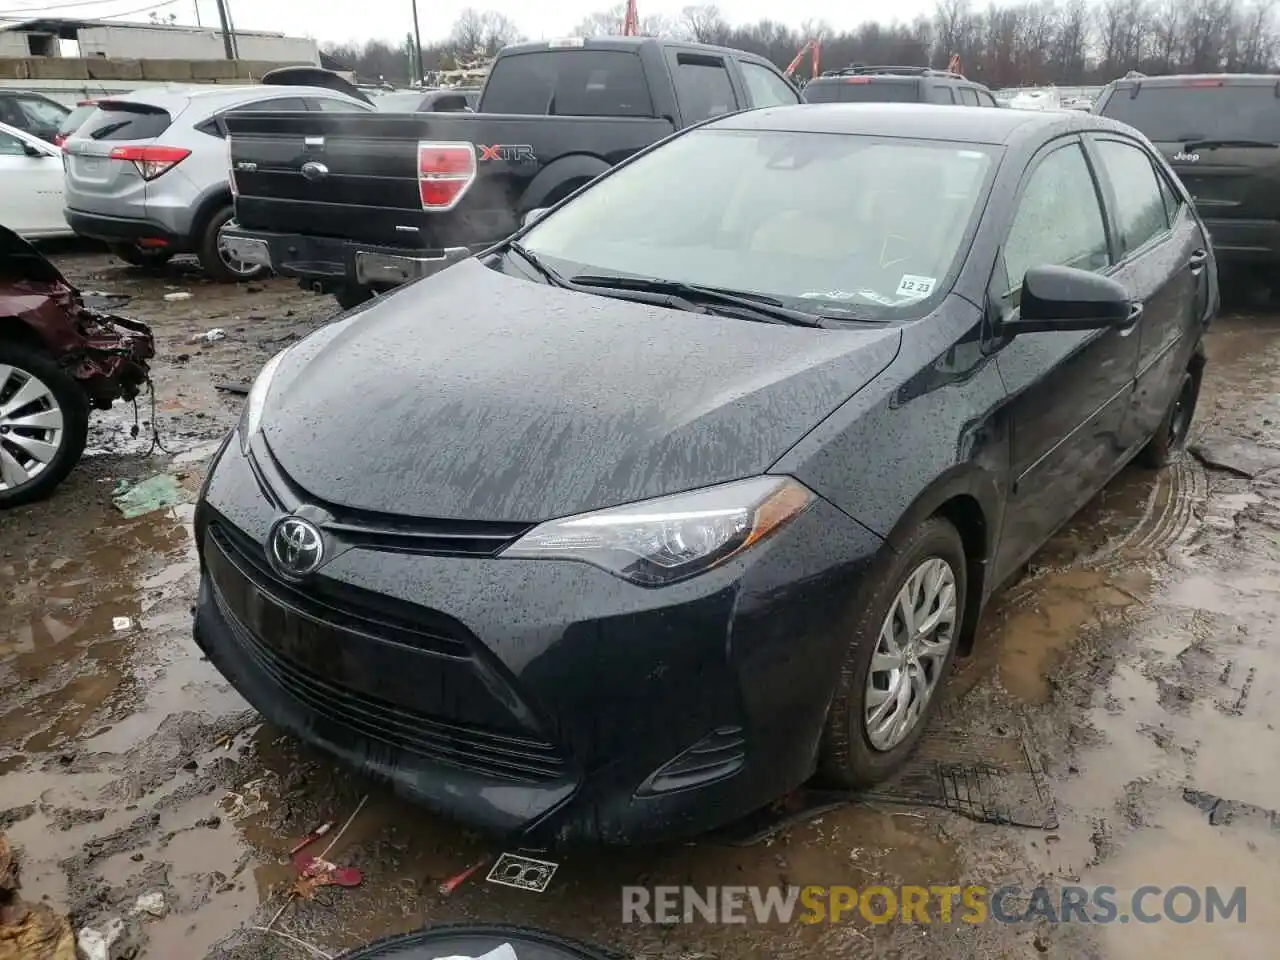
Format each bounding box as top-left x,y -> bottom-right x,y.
1,0 -> 951,46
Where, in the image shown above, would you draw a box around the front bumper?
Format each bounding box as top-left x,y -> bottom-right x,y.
193,434 -> 883,844
219,224 -> 477,292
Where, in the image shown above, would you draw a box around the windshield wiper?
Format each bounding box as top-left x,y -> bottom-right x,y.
507,241 -> 568,287
568,274 -> 827,327
1183,138 -> 1279,151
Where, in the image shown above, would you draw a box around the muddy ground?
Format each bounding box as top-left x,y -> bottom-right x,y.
2,247 -> 1278,959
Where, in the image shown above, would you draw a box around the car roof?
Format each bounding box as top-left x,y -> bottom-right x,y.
98,84 -> 361,115
498,35 -> 772,64
1111,73 -> 1279,87
713,102 -> 1127,146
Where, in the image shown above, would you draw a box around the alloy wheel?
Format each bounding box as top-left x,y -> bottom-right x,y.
0,363 -> 65,493
216,226 -> 261,278
863,556 -> 958,751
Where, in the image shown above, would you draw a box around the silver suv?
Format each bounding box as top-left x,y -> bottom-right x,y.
62,83 -> 372,281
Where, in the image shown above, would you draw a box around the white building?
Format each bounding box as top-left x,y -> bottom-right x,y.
0,17 -> 318,64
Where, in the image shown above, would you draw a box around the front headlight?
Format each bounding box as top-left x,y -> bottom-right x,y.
238,347 -> 290,454
502,476 -> 814,586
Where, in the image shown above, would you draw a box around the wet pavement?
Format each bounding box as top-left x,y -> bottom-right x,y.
2,248 -> 1278,959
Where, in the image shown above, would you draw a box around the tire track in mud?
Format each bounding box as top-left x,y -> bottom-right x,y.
1081,456 -> 1208,567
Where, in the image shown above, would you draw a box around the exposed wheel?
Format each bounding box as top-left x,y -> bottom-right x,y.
198,205 -> 269,283
107,242 -> 172,268
818,515 -> 966,787
0,343 -> 90,509
1136,368 -> 1199,469
333,285 -> 374,312
336,923 -> 621,959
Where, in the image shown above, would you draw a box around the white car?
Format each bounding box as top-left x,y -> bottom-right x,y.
0,120 -> 70,239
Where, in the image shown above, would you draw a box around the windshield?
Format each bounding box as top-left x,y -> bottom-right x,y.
1100,82 -> 1280,143
520,128 -> 996,319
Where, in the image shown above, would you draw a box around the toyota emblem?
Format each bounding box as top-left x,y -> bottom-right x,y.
268,516 -> 325,578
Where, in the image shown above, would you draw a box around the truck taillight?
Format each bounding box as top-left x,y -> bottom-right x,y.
227,138 -> 237,197
417,141 -> 477,211
108,145 -> 191,181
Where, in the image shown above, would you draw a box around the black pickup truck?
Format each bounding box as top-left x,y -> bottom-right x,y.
219,37 -> 802,308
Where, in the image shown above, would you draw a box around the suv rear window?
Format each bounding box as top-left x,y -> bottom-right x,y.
1099,81 -> 1280,143
78,101 -> 174,141
57,104 -> 98,139
803,78 -> 921,103
482,50 -> 653,117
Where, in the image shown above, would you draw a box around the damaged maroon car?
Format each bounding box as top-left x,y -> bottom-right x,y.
0,225 -> 154,507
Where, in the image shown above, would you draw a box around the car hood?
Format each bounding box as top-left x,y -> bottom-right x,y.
0,223 -> 76,292
262,259 -> 902,522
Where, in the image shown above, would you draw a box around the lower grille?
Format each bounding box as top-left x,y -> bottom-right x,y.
205,522 -> 568,784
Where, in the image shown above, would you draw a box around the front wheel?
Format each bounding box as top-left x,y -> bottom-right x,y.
818,516 -> 966,787
0,343 -> 90,509
198,205 -> 269,283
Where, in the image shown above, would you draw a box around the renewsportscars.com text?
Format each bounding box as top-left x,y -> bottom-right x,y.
621,884 -> 1247,925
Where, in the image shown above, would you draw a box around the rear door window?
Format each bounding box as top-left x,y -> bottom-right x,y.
958,88 -> 980,106
1098,81 -> 1280,143
482,50 -> 653,117
933,86 -> 957,104
977,90 -> 998,107
1093,138 -> 1170,256
739,61 -> 800,107
672,56 -> 739,123
78,102 -> 174,141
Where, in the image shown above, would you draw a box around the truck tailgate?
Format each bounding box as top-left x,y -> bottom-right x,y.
225,112 -> 673,249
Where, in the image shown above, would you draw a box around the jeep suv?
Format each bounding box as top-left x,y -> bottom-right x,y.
802,65 -> 999,106
1095,73 -> 1280,272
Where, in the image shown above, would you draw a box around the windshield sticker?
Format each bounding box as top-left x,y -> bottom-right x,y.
896,275 -> 936,298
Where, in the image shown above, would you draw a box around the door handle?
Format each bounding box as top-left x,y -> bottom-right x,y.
1188,249 -> 1208,271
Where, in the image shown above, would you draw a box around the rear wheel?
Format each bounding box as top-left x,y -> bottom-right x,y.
0,343 -> 90,509
198,205 -> 269,283
818,516 -> 965,787
1137,368 -> 1200,469
333,285 -> 374,312
107,242 -> 172,269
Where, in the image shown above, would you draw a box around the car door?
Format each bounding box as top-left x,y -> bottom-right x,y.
1085,134 -> 1203,449
0,127 -> 64,236
990,136 -> 1140,579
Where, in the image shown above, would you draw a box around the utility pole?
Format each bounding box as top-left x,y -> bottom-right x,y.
193,0 -> 202,28
410,0 -> 424,86
213,0 -> 236,59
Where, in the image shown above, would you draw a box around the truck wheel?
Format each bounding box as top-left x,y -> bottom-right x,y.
0,342 -> 90,509
198,205 -> 269,283
333,286 -> 373,312
818,516 -> 965,787
108,243 -> 172,269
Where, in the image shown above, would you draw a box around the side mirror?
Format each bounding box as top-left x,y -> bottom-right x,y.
1002,264 -> 1136,336
521,207 -> 549,228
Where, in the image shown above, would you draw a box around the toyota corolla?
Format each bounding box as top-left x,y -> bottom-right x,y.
194,104 -> 1216,844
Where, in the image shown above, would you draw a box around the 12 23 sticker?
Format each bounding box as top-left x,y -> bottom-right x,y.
896,275 -> 936,298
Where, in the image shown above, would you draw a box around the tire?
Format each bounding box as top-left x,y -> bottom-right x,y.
333,285 -> 374,312
197,205 -> 269,283
1136,367 -> 1200,469
0,342 -> 90,509
818,515 -> 967,787
336,923 -> 622,960
107,242 -> 173,268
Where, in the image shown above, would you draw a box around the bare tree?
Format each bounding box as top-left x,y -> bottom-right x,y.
682,5 -> 731,43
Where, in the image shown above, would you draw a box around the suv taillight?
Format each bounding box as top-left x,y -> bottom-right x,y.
109,145 -> 191,181
417,141 -> 476,211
